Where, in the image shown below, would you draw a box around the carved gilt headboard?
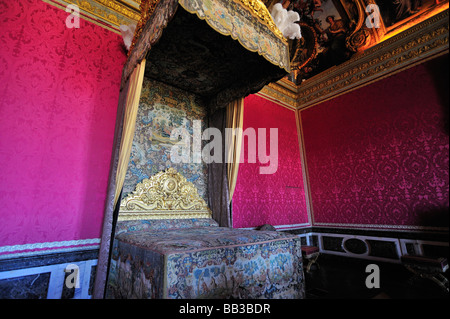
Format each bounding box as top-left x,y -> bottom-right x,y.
118,168 -> 212,221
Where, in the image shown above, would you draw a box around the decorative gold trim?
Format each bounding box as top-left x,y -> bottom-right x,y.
93,0 -> 141,20
295,110 -> 315,226
128,0 -> 160,56
255,91 -> 296,110
258,80 -> 298,108
345,0 -> 371,52
118,168 -> 212,221
43,0 -> 139,33
117,0 -> 141,10
234,0 -> 286,43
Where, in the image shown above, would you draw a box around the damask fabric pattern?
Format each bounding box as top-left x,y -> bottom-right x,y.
0,0 -> 126,248
301,60 -> 449,229
232,95 -> 309,228
122,78 -> 209,201
107,220 -> 304,299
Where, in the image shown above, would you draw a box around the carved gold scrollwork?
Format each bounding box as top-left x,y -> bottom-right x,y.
119,168 -> 212,221
347,28 -> 370,52
346,0 -> 370,52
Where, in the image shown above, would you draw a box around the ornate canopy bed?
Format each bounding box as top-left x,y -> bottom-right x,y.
106,169 -> 304,299
93,0 -> 306,299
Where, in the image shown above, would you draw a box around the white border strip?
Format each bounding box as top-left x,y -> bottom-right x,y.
311,232 -> 404,264
0,239 -> 101,259
313,222 -> 449,232
275,223 -> 310,231
237,223 -> 311,231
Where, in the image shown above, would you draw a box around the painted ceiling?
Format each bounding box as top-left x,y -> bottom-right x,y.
264,0 -> 449,86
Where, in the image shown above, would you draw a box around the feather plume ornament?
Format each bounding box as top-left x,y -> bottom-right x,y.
270,3 -> 302,40
119,24 -> 137,51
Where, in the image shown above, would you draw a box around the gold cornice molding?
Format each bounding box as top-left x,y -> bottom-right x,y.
259,80 -> 298,109
259,9 -> 448,110
93,0 -> 140,20
234,0 -> 286,44
43,0 -> 140,33
296,9 -> 449,110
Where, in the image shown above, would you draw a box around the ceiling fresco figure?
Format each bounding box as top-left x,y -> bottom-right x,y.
283,0 -> 356,83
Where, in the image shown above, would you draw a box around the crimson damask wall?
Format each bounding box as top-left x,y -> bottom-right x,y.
232,95 -> 309,229
0,0 -> 126,256
300,56 -> 449,231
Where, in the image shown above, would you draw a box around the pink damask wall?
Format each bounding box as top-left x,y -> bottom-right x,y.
301,56 -> 449,230
0,0 -> 126,252
232,95 -> 309,229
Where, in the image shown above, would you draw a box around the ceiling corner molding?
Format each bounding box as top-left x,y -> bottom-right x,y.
296,9 -> 449,110
259,78 -> 299,109
43,0 -> 140,33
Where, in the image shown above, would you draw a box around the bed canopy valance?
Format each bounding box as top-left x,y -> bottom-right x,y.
121,0 -> 291,110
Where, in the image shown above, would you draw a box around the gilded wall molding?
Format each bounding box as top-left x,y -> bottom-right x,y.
0,238 -> 101,259
296,9 -> 449,110
93,0 -> 141,20
259,80 -> 298,109
43,0 -> 140,33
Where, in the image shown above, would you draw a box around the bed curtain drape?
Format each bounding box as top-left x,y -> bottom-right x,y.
226,98 -> 244,202
113,59 -> 146,206
207,98 -> 244,228
207,107 -> 230,228
93,60 -> 146,299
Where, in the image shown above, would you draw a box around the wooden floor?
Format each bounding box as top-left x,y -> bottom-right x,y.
304,254 -> 449,299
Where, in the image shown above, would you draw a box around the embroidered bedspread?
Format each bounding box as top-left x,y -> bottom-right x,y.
106,219 -> 305,299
